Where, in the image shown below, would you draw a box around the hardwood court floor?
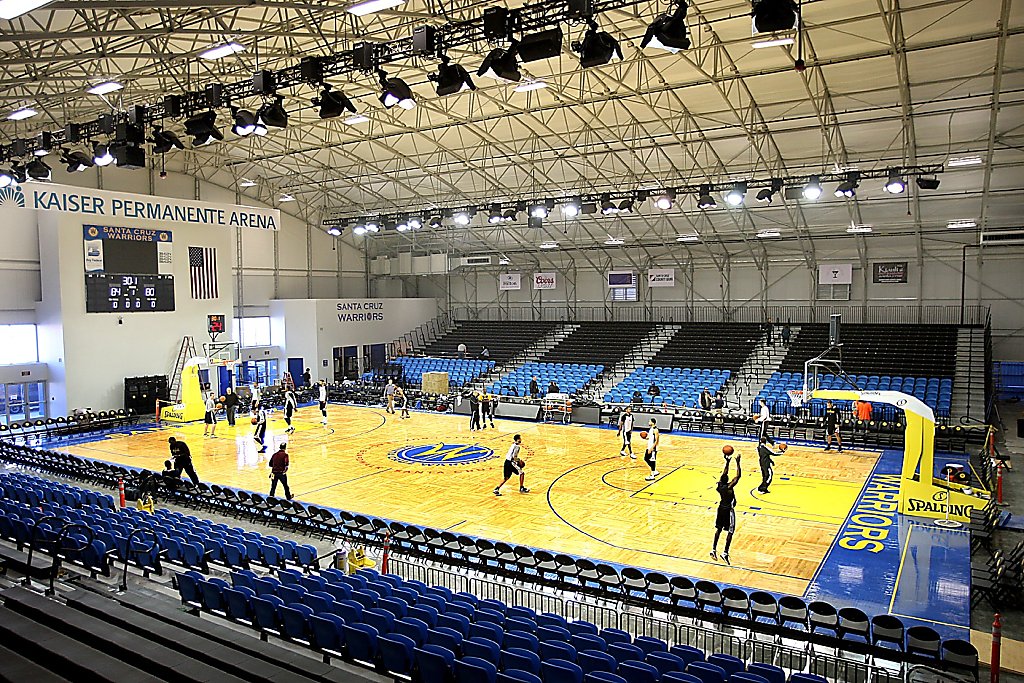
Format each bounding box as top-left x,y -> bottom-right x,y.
60,405 -> 880,595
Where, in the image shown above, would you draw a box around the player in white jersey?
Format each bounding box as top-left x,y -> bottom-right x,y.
251,383 -> 262,411
283,390 -> 298,434
617,406 -> 635,458
644,419 -> 660,480
318,380 -> 328,425
252,405 -> 268,453
493,434 -> 529,496
203,391 -> 218,437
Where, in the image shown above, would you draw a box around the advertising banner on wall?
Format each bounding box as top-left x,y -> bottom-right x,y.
533,272 -> 557,290
499,273 -> 522,291
872,261 -> 909,284
647,268 -> 675,287
607,271 -> 636,288
818,263 -> 853,285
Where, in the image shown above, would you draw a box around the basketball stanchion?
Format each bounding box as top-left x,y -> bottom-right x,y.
118,478 -> 126,508
992,613 -> 1002,683
935,470 -> 962,528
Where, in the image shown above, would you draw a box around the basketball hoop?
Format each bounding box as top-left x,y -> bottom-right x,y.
787,389 -> 805,408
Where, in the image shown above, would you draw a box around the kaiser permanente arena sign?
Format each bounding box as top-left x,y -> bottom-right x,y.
3,182 -> 279,230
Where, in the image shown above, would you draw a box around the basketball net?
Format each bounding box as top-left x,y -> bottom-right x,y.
787,389 -> 805,408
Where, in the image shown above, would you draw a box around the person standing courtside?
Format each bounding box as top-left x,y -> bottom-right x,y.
318,380 -> 328,425
396,386 -> 410,419
644,419 -> 660,480
223,387 -> 239,426
168,437 -> 199,485
469,390 -> 482,431
824,400 -> 844,452
303,367 -> 312,387
383,379 -> 397,414
757,437 -> 784,493
494,434 -> 529,496
268,442 -> 293,500
253,404 -> 268,454
617,406 -> 636,458
699,388 -> 713,414
755,398 -> 774,444
484,392 -> 496,428
283,389 -> 298,434
203,392 -> 218,438
529,376 -> 540,399
711,451 -> 741,565
251,382 -> 262,411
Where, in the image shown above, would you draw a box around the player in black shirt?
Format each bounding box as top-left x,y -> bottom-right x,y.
468,391 -> 481,431
711,451 -> 741,565
757,438 -> 785,493
824,400 -> 843,452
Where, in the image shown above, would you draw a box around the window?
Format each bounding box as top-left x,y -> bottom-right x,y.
0,325 -> 38,364
242,359 -> 279,386
816,284 -> 851,301
610,273 -> 639,302
232,317 -> 272,347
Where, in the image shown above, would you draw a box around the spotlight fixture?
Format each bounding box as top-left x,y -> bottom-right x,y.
477,47 -> 521,82
573,20 -> 622,68
488,204 -> 504,224
883,168 -> 906,194
654,190 -> 675,210
752,0 -> 799,33
517,28 -> 564,62
725,181 -> 747,206
353,225 -> 368,236
453,210 -> 472,226
396,221 -> 411,232
33,131 -> 53,156
408,218 -> 422,229
313,84 -> 357,119
502,209 -> 518,222
378,69 -> 416,110
617,198 -> 635,213
915,177 -> 941,190
257,96 -> 289,128
641,0 -> 690,53
365,221 -> 380,233
150,126 -> 185,153
231,107 -> 265,137
26,157 -> 51,180
431,55 -> 476,96
60,149 -> 94,173
92,142 -> 115,167
562,198 -> 581,217
200,42 -> 245,60
834,172 -> 859,198
327,226 -> 343,236
529,204 -> 549,219
600,193 -> 618,215
184,111 -> 224,146
696,185 -> 716,209
7,107 -> 37,121
87,81 -> 123,96
802,175 -> 823,200
428,216 -> 443,229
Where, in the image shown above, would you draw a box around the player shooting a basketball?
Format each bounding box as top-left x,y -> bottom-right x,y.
494,434 -> 529,496
711,446 -> 741,565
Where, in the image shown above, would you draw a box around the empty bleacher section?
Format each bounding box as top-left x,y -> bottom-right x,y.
647,324 -> 763,373
391,356 -> 494,388
777,324 -> 958,377
605,367 -> 731,406
490,362 -> 603,396
419,320 -> 558,363
539,322 -> 657,367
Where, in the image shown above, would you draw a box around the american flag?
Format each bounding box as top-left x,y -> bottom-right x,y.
188,246 -> 218,299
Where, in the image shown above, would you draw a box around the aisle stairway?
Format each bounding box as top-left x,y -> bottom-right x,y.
953,327 -> 986,421
725,327 -> 800,413
471,324 -> 578,391
589,325 -> 680,400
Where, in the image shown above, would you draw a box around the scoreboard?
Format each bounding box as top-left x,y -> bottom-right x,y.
85,273 -> 175,313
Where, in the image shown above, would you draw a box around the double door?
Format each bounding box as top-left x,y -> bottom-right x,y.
0,381 -> 47,424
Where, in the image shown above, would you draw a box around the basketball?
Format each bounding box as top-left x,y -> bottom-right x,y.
779,442 -> 788,452
251,417 -> 258,425
219,396 -> 226,403
216,403 -> 223,410
722,444 -> 735,456
640,431 -> 648,439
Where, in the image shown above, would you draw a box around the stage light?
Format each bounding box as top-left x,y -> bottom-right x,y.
92,142 -> 114,166
600,193 -> 618,215
502,209 -> 518,222
0,170 -> 13,188
396,221 -> 411,232
617,198 -> 635,213
883,168 -> 906,194
7,107 -> 37,121
530,204 -> 548,219
0,0 -> 55,20
184,111 -> 223,146
258,96 -> 289,128
752,0 -> 799,33
378,70 -> 416,110
87,81 -> 123,96
200,42 -> 244,60
802,175 -> 823,200
755,188 -> 773,203
353,225 -> 368,236
231,107 -> 264,137
642,0 -> 690,53
26,157 -> 50,180
428,216 -> 443,229
725,182 -> 747,206
517,28 -> 564,62
346,0 -> 403,16
488,204 -> 504,224
834,172 -> 859,198
696,185 -> 716,209
562,199 -> 581,217
431,56 -> 476,96
655,190 -> 675,210
150,126 -> 185,153
478,47 -> 521,82
61,149 -> 94,173
327,227 -> 343,236
514,80 -> 548,92
916,177 -> 941,190
365,221 -> 380,233
453,211 -> 472,225
408,218 -> 422,229
33,131 -> 52,156
313,85 -> 357,119
574,21 -> 622,68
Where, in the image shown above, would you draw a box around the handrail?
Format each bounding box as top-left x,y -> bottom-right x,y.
120,526 -> 160,591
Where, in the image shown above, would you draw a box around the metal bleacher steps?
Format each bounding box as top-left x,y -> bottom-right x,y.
953,326 -> 987,421
589,324 -> 681,400
726,327 -> 800,413
472,324 -> 578,391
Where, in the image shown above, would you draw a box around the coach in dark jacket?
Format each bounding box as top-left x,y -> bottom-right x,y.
223,387 -> 239,426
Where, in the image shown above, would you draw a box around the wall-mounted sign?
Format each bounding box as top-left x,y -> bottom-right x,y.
607,271 -> 636,289
818,263 -> 853,285
873,261 -> 908,284
499,273 -> 521,291
533,272 -> 557,290
647,268 -> 675,287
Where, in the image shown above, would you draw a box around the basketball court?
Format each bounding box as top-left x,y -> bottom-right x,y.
51,402 -> 971,637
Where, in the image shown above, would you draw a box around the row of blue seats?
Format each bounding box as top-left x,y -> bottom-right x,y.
759,373 -> 952,417
179,567 -> 825,683
499,363 -> 605,396
395,357 -> 496,387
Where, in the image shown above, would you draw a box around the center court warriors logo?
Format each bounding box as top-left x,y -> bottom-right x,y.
389,443 -> 495,466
